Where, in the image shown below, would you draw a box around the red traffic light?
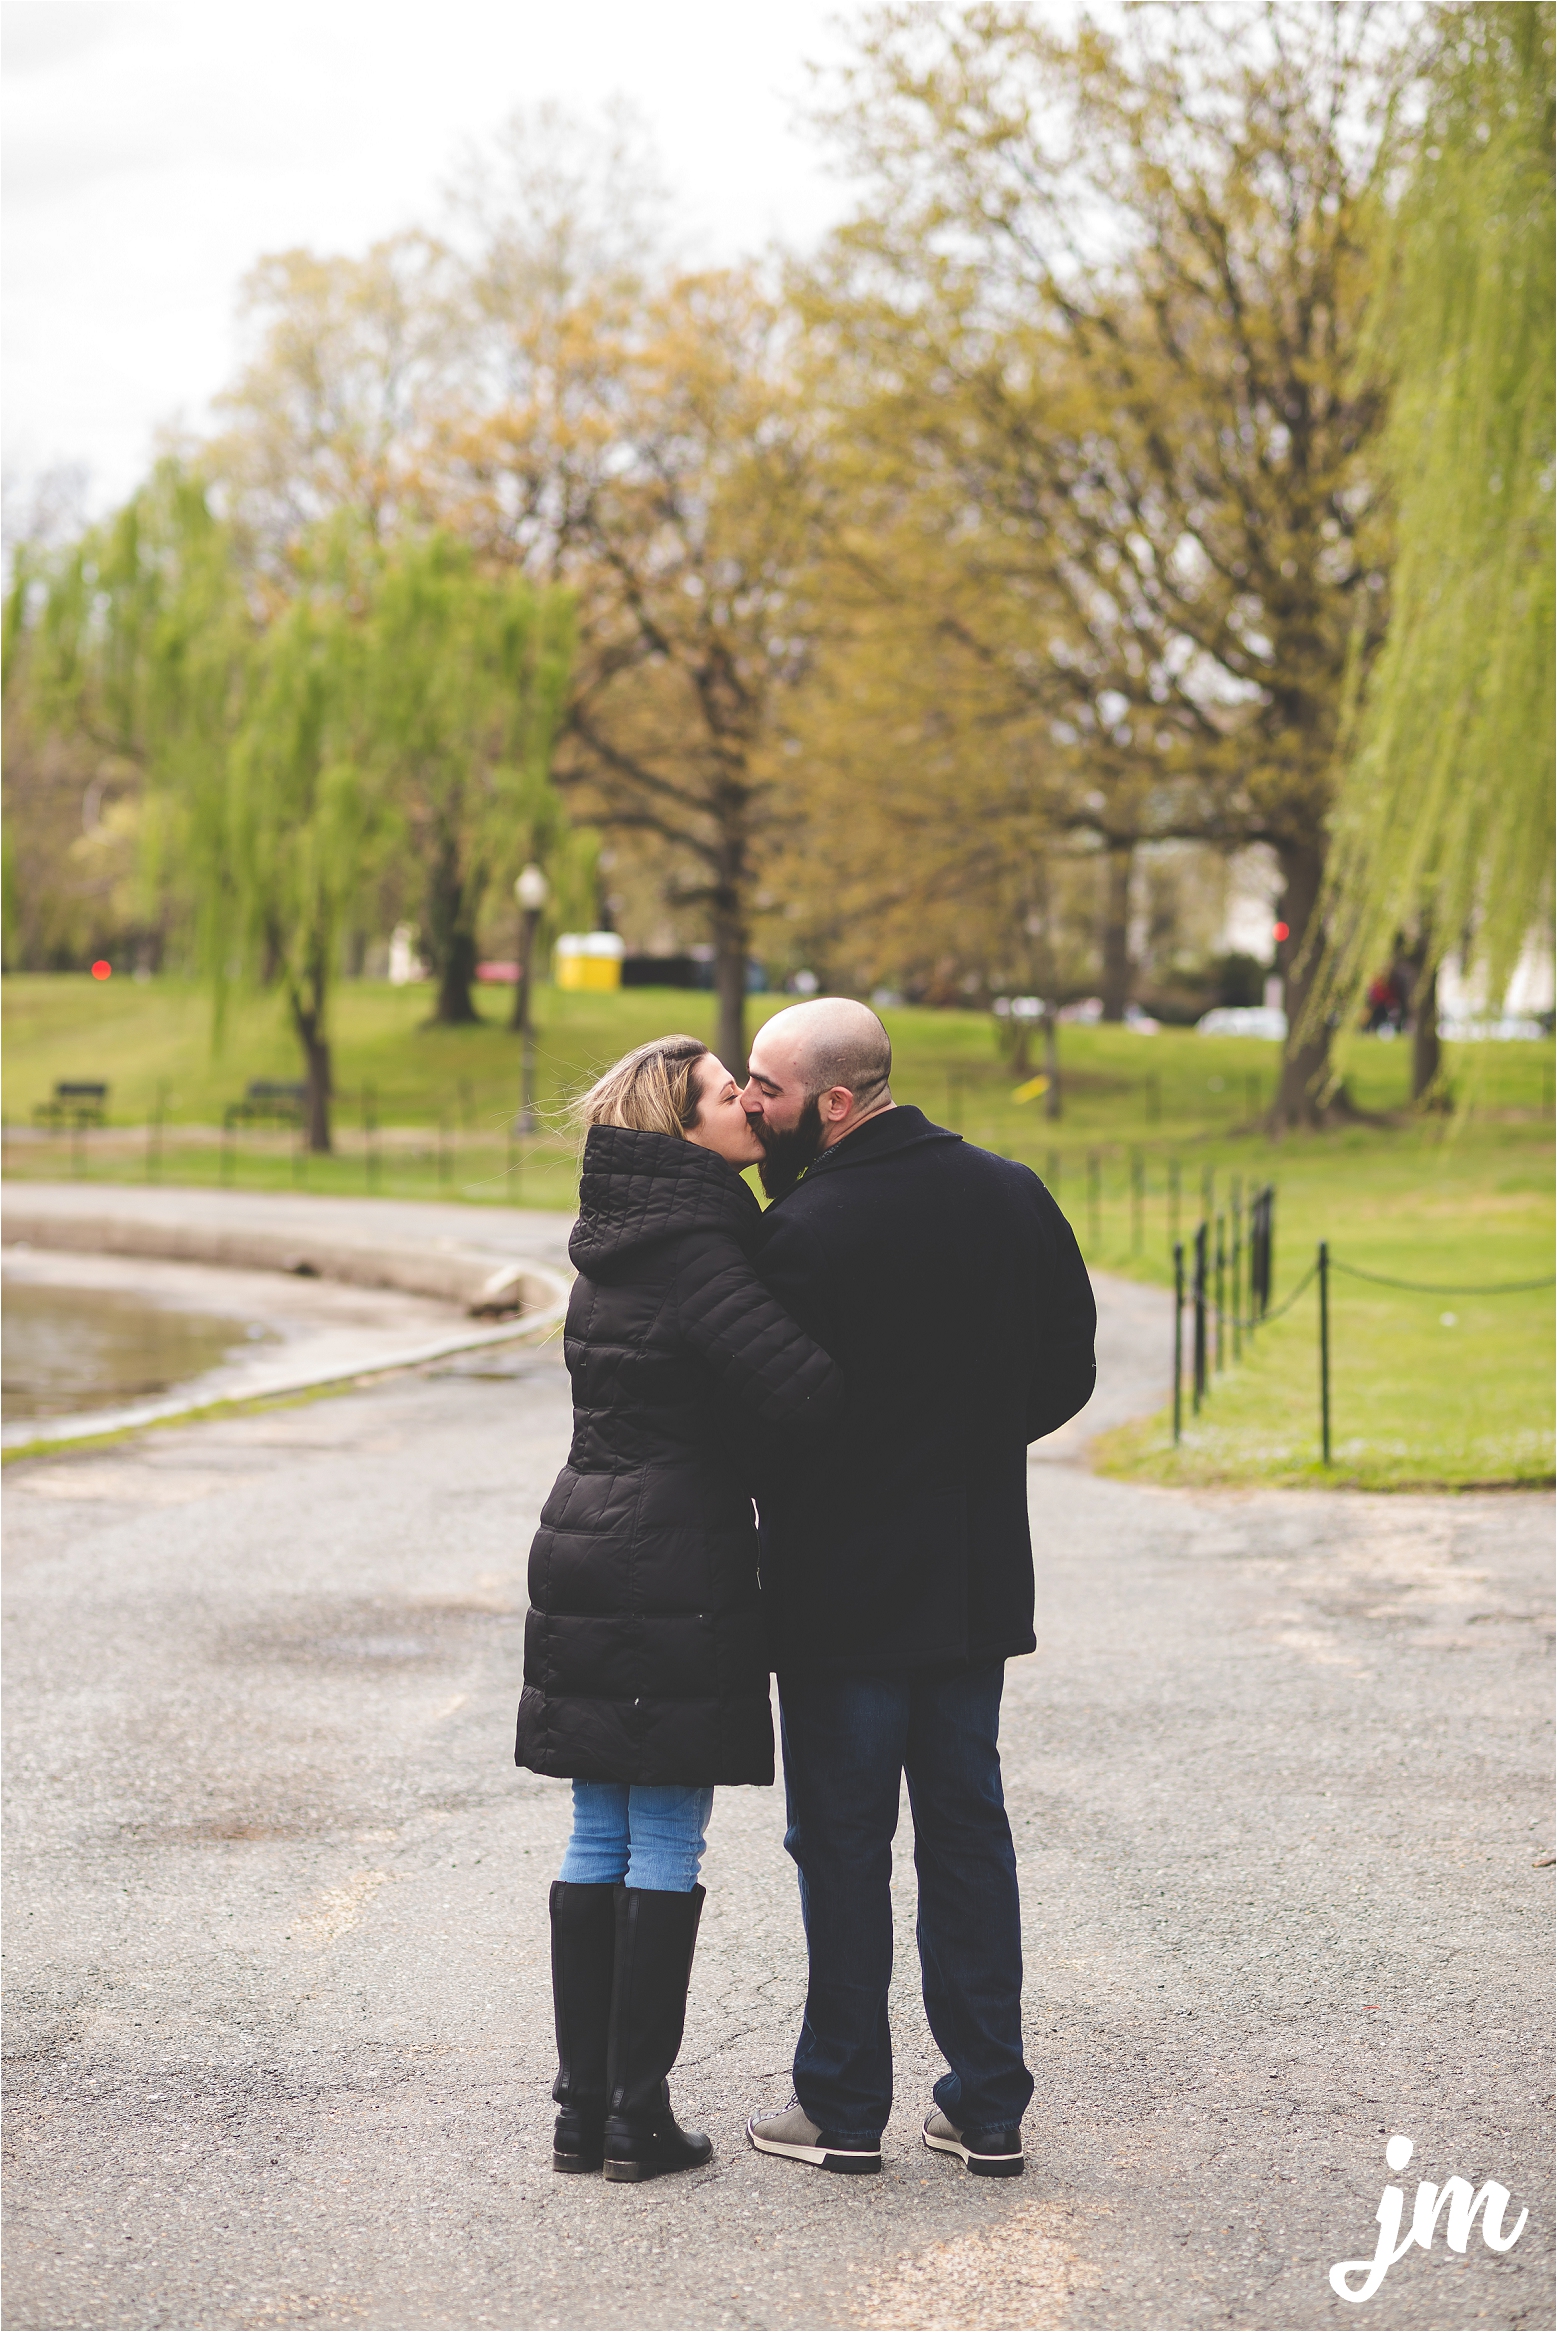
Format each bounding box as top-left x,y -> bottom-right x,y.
1273,922 -> 1289,943
91,960 -> 112,980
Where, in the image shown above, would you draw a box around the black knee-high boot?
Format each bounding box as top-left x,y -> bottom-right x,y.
601,1885 -> 713,2183
549,1881 -> 617,2171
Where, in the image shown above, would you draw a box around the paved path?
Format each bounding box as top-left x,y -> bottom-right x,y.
3,1279 -> 1551,2329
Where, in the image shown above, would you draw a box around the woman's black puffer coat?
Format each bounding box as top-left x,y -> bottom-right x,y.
514,1124 -> 844,1786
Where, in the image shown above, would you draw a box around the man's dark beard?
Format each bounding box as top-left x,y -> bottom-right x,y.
757,1097 -> 824,1200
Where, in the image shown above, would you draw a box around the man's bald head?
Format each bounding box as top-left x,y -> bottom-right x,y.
759,998 -> 893,1111
744,999 -> 894,1192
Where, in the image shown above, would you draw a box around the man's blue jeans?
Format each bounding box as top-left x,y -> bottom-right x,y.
557,1781 -> 713,1892
778,1661 -> 1032,2146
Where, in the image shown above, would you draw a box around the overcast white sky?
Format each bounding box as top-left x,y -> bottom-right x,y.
3,0 -> 863,517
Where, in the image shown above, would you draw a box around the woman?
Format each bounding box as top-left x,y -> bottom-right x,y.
515,1035 -> 843,2183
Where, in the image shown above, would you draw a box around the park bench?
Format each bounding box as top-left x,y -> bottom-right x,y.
224,1080 -> 308,1130
33,1081 -> 108,1129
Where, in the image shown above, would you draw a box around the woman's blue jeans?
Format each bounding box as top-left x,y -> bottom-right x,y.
558,1780 -> 714,1893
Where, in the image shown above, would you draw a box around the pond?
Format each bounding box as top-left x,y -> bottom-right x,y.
1,1280 -> 276,1422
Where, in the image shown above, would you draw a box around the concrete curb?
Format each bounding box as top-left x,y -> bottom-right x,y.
1,1303 -> 571,1456
1,1195 -> 565,1316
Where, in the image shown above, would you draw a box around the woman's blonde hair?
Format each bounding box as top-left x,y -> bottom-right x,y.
575,1035 -> 710,1141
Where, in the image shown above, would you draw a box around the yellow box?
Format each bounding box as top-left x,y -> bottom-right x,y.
555,934 -> 624,992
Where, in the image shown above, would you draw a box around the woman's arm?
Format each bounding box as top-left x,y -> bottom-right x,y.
673,1230 -> 844,1431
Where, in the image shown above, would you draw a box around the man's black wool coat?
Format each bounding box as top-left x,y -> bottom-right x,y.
753,1105 -> 1095,1674
515,1123 -> 843,1786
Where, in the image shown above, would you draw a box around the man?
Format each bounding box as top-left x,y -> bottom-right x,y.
741,997 -> 1096,2179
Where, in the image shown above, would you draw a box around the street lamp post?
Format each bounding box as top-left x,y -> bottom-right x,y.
513,863 -> 548,1135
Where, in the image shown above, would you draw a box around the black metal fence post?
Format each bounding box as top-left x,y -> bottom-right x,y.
1256,1187 -> 1267,1319
1192,1221 -> 1208,1412
1318,1239 -> 1332,1464
1249,1184 -> 1275,1322
1214,1213 -> 1226,1372
1173,1242 -> 1184,1444
1201,1163 -> 1214,1226
146,1081 -> 167,1184
1230,1177 -> 1243,1362
1168,1157 -> 1181,1257
1130,1148 -> 1144,1255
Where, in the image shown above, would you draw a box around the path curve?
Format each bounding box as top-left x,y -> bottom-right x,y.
2,1184 -> 573,1449
3,1183 -> 1174,1458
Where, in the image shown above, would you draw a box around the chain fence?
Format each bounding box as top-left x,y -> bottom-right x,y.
1171,1187 -> 1555,1460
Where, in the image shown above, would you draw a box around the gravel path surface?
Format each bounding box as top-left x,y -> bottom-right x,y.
3,1276 -> 1551,2330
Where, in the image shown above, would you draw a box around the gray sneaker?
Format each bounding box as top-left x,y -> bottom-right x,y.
922,2108 -> 1024,2177
746,2102 -> 882,2175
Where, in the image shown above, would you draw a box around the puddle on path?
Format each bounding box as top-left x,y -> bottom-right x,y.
1,1279 -> 276,1421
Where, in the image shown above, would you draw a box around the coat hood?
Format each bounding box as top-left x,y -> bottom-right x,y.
569,1122 -> 762,1278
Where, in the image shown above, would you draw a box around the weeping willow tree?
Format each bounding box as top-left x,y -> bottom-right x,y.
224,566 -> 379,1150
7,470 -> 371,1149
4,464 -> 253,980
10,477 -> 574,1145
1316,3 -> 1555,1098
363,534 -> 575,1026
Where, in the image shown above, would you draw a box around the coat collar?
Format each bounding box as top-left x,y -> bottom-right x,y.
798,1103 -> 961,1179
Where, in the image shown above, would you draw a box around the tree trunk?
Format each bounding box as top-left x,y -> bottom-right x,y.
1099,842 -> 1134,1022
423,832 -> 481,1026
434,930 -> 480,1026
1411,958 -> 1441,1103
291,998 -> 333,1154
1271,841 -> 1336,1130
712,899 -> 747,1079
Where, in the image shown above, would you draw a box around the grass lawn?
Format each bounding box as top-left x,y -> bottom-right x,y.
4,972 -> 1552,1490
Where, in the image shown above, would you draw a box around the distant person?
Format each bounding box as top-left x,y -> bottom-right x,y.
740,999 -> 1096,2179
1363,972 -> 1406,1034
514,1037 -> 843,2182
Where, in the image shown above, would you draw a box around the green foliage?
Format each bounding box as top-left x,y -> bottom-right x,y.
221,578 -> 378,1140
7,487 -> 575,1143
362,532 -> 574,1021
1320,2 -> 1556,1014
5,464 -> 254,959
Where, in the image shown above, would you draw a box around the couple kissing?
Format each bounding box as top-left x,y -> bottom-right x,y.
515,997 -> 1097,2182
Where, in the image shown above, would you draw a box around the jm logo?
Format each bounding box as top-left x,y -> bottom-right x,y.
1330,2133 -> 1528,2303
